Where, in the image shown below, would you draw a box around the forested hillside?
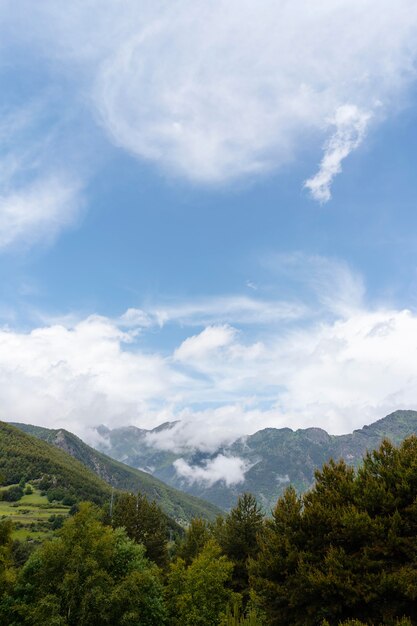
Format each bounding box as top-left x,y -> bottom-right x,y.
0,421 -> 111,505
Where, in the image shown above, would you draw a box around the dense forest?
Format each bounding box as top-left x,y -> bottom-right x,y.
2,436 -> 417,625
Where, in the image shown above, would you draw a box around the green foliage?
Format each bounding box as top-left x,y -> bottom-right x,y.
48,514 -> 65,530
176,517 -> 211,564
24,485 -> 33,495
219,599 -> 266,625
112,492 -> 169,568
321,617 -> 412,626
46,487 -> 69,503
0,519 -> 15,600
166,539 -> 237,626
3,503 -> 166,626
11,539 -> 36,568
250,437 -> 417,625
2,485 -> 24,502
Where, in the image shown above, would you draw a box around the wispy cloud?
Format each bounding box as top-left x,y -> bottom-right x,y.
304,105 -> 371,202
141,296 -> 307,327
263,252 -> 365,316
0,103 -> 84,249
0,175 -> 83,249
1,1 -> 417,196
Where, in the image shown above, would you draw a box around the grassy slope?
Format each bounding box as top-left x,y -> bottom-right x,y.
0,486 -> 70,540
12,423 -> 222,523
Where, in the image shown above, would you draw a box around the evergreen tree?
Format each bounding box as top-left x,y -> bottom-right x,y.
250,438 -> 417,625
112,492 -> 168,568
216,493 -> 264,600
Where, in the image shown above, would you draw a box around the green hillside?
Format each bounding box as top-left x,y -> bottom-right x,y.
11,423 -> 222,523
0,421 -> 111,505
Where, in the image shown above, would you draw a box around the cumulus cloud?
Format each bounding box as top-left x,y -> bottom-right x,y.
0,315 -> 185,441
174,325 -> 236,362
173,455 -> 248,487
304,105 -> 372,202
2,1 -> 417,195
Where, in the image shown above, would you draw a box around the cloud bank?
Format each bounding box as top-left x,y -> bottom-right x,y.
2,259 -> 417,449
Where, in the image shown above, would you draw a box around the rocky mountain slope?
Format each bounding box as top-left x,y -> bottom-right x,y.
92,410 -> 417,510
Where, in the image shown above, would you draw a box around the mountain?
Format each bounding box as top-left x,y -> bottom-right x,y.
91,410 -> 417,510
11,422 -> 222,523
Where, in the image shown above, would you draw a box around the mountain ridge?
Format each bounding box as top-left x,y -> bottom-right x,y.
91,409 -> 417,510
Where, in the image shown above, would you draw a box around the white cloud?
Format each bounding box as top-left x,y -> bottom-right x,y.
145,405 -> 277,453
2,262 -> 417,448
173,455 -> 248,487
265,252 -> 365,316
304,105 -> 371,202
2,1 -> 417,194
174,325 -> 236,362
92,0 -> 417,188
0,175 -> 83,249
0,104 -> 84,249
149,296 -> 306,327
0,305 -> 416,448
0,315 -> 185,440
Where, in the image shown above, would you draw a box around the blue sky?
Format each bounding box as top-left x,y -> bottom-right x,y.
1,1 -> 417,453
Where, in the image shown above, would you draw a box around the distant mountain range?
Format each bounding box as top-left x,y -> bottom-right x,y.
8,422 -> 221,523
92,410 -> 417,510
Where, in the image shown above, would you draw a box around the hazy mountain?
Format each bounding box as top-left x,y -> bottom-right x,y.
92,410 -> 417,510
11,422 -> 222,523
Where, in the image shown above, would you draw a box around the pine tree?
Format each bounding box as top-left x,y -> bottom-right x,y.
250,438 -> 417,625
216,493 -> 264,600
